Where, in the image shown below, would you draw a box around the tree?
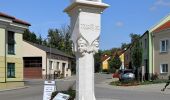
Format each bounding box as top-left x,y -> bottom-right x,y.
59,26 -> 73,55
94,50 -> 102,73
129,33 -> 141,43
37,35 -> 43,45
121,43 -> 130,50
23,29 -> 37,43
109,53 -> 122,73
131,40 -> 142,81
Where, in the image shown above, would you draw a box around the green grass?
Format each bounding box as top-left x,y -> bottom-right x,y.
110,79 -> 169,86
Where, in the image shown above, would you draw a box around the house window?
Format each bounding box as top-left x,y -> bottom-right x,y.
49,61 -> 53,70
160,64 -> 168,73
7,63 -> 15,78
57,62 -> 59,70
7,31 -> 15,54
160,40 -> 168,52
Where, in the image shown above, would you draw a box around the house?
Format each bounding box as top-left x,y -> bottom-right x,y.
150,14 -> 170,79
0,12 -> 30,89
23,41 -> 74,79
119,51 -> 125,70
101,54 -> 110,71
140,31 -> 151,80
124,45 -> 132,69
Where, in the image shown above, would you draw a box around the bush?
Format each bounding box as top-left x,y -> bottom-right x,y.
151,73 -> 159,80
110,80 -> 139,86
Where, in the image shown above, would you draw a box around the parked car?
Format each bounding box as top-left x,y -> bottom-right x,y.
119,69 -> 135,82
112,69 -> 135,82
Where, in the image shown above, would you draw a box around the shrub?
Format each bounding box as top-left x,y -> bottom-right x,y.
151,73 -> 159,80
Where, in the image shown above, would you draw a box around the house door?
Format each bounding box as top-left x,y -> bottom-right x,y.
144,59 -> 149,80
62,63 -> 66,77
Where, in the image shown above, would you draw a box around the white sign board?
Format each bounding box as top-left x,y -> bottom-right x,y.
53,93 -> 70,100
43,81 -> 56,100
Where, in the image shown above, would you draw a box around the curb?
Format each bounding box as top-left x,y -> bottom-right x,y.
0,86 -> 29,92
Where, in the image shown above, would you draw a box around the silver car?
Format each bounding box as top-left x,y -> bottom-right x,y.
119,69 -> 135,82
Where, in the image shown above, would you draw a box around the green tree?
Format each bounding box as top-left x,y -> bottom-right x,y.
121,43 -> 130,50
129,33 -> 141,43
131,40 -> 142,81
109,53 -> 122,73
23,29 -> 37,43
37,35 -> 43,45
94,50 -> 102,73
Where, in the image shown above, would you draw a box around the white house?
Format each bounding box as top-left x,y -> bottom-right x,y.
22,41 -> 74,79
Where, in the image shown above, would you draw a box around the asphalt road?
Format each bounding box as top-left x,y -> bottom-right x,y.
0,74 -> 170,100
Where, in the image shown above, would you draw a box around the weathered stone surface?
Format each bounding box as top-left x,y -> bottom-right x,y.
65,0 -> 109,100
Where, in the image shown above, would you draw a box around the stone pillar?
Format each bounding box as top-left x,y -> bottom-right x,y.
64,0 -> 109,100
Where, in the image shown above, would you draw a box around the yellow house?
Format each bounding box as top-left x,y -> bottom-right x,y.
102,55 -> 110,70
0,12 -> 30,90
119,52 -> 125,70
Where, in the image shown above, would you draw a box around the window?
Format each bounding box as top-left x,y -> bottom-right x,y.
160,40 -> 168,52
7,31 -> 15,54
49,61 -> 53,70
57,62 -> 59,70
7,63 -> 15,78
160,64 -> 168,73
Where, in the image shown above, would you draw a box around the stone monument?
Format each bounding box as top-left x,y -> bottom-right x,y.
64,0 -> 109,100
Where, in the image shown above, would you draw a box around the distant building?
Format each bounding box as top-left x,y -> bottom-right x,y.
23,41 -> 74,79
0,12 -> 30,90
124,46 -> 132,69
101,55 -> 110,71
140,31 -> 150,80
119,51 -> 125,70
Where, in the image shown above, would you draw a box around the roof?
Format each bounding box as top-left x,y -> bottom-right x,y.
153,20 -> 170,33
101,55 -> 110,62
149,14 -> 170,33
25,41 -> 74,59
0,12 -> 31,26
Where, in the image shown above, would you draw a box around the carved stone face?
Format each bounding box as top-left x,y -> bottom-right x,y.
77,38 -> 87,53
92,39 -> 99,53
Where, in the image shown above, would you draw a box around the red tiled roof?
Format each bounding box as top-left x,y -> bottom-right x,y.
13,18 -> 31,26
101,55 -> 110,61
153,20 -> 170,33
0,12 -> 15,19
0,12 -> 31,26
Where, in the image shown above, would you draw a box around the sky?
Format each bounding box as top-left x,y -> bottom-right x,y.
1,0 -> 170,50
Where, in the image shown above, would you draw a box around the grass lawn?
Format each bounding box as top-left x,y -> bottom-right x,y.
110,79 -> 169,86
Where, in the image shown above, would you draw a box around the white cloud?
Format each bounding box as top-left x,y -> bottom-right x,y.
149,6 -> 157,11
115,21 -> 124,27
155,0 -> 170,6
150,0 -> 170,11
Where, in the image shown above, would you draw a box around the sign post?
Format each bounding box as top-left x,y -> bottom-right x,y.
43,81 -> 56,100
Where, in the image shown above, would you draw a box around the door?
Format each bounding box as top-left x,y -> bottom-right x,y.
62,63 -> 66,77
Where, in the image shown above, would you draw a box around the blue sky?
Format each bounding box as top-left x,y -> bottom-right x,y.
1,0 -> 170,50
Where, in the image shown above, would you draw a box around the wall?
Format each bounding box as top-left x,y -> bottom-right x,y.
0,28 -> 5,82
46,53 -> 72,78
153,29 -> 170,79
22,41 -> 46,76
